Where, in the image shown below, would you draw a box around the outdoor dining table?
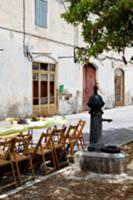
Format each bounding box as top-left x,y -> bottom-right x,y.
0,123 -> 28,138
0,116 -> 68,139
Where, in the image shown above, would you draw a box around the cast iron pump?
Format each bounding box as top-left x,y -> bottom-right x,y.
87,86 -> 112,151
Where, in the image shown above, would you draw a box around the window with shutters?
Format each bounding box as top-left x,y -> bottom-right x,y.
35,0 -> 48,28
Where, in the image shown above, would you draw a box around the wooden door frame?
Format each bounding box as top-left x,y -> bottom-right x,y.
114,68 -> 125,107
32,62 -> 58,116
82,63 -> 96,111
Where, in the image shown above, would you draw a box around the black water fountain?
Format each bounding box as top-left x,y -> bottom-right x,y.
75,86 -> 128,174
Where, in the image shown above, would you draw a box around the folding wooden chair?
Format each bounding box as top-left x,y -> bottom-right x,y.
76,120 -> 86,149
0,139 -> 17,192
30,131 -> 57,175
64,124 -> 79,155
52,126 -> 68,169
11,134 -> 35,185
16,132 -> 32,152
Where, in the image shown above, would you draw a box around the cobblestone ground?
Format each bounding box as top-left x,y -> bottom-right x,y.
3,141 -> 133,200
32,106 -> 133,147
3,106 -> 133,200
66,106 -> 133,146
5,174 -> 133,200
6,163 -> 133,200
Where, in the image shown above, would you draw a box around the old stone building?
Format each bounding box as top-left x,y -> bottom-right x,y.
0,0 -> 133,118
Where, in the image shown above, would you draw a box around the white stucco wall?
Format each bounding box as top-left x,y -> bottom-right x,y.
0,0 -> 133,118
91,51 -> 133,109
0,32 -> 83,117
0,30 -> 32,119
0,0 -> 83,117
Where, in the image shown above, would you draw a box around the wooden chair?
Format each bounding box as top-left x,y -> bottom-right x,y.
52,126 -> 68,169
11,134 -> 35,185
64,124 -> 79,155
30,131 -> 57,175
76,120 -> 86,149
0,139 -> 17,192
16,132 -> 32,151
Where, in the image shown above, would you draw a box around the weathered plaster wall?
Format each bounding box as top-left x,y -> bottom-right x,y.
0,0 -> 23,31
93,50 -> 133,109
0,0 -> 133,117
29,35 -> 83,115
0,1 -> 74,45
0,31 -> 32,119
0,31 -> 83,117
0,0 -> 83,117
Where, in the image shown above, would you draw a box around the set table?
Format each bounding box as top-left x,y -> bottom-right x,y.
0,116 -> 68,138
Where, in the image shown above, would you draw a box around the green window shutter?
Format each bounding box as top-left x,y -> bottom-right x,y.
42,0 -> 48,28
35,0 -> 41,26
35,0 -> 48,28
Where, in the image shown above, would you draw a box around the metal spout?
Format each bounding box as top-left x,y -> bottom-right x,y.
102,118 -> 112,123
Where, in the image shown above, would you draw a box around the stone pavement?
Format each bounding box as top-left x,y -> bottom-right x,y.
65,105 -> 133,146
33,105 -> 133,146
2,106 -> 133,200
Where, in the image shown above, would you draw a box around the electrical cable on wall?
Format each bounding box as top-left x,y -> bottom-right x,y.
23,0 -> 26,57
98,55 -> 133,65
56,0 -> 67,11
60,0 -> 67,11
23,0 -> 33,61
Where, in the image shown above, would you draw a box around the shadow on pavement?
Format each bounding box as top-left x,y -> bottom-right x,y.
84,127 -> 133,147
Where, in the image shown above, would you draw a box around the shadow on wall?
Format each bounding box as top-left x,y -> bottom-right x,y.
103,95 -> 114,109
0,97 -> 32,120
104,91 -> 133,109
125,91 -> 133,105
7,103 -> 20,117
58,90 -> 82,115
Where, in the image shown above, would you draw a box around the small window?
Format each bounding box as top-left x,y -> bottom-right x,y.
41,63 -> 48,71
35,0 -> 48,28
33,63 -> 39,70
49,64 -> 55,71
33,73 -> 39,80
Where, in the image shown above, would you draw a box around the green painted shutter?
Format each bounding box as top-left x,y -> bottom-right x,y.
42,0 -> 48,28
35,0 -> 48,28
35,0 -> 40,26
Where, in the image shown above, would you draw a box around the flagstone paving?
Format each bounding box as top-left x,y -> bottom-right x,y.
3,106 -> 133,200
66,105 -> 133,146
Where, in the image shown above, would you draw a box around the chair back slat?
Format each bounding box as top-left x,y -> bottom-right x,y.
11,133 -> 34,184
41,133 -> 53,148
65,124 -> 78,140
52,126 -> 67,145
32,131 -> 53,159
0,139 -> 13,160
75,119 -> 86,149
77,119 -> 86,137
13,134 -> 32,155
51,126 -> 68,169
0,138 -> 17,190
31,128 -> 57,174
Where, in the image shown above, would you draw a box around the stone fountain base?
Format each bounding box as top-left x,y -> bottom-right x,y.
75,150 -> 128,174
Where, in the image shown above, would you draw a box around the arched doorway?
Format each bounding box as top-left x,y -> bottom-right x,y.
115,69 -> 124,106
83,64 -> 96,110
